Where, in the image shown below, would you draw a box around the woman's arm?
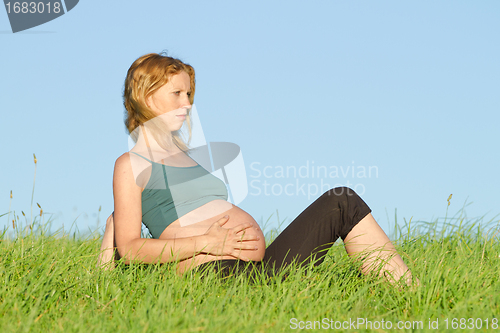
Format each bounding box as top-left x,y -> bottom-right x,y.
97,213 -> 118,269
112,153 -> 259,264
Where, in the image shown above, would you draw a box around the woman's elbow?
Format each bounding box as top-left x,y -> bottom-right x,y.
115,239 -> 139,264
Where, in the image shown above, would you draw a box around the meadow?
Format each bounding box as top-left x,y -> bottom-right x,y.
1,206 -> 499,332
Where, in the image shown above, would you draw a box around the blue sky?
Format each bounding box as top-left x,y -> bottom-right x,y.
1,1 -> 499,237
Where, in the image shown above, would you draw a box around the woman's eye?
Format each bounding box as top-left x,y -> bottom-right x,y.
187,92 -> 192,97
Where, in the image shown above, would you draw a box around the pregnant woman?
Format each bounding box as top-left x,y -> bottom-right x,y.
98,52 -> 417,285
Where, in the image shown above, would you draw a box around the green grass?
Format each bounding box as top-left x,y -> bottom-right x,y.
1,212 -> 499,333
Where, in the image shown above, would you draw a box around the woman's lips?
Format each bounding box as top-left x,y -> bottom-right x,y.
176,115 -> 186,119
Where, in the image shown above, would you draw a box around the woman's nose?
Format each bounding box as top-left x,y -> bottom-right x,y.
181,96 -> 191,109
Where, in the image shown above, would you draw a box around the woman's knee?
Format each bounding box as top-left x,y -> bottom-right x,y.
315,187 -> 371,240
320,187 -> 368,216
322,187 -> 360,200
106,212 -> 114,228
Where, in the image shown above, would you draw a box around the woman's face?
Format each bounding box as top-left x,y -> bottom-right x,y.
146,71 -> 192,132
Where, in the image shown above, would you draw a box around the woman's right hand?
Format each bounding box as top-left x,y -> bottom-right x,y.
202,215 -> 260,261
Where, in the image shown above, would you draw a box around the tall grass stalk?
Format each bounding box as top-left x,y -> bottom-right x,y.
30,153 -> 37,228
8,190 -> 13,229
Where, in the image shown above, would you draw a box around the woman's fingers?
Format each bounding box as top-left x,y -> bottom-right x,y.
233,222 -> 254,234
214,216 -> 254,235
232,242 -> 259,250
203,215 -> 262,257
213,215 -> 230,227
234,231 -> 260,242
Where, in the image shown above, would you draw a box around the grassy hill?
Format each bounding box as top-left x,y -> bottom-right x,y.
1,212 -> 499,332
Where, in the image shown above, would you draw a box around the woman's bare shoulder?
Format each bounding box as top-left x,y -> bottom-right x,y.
115,152 -> 143,171
113,152 -> 134,179
114,152 -> 151,189
115,152 -> 131,164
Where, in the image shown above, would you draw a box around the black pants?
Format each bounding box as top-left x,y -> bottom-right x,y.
197,187 -> 372,277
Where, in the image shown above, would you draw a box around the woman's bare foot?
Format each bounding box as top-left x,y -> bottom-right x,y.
344,213 -> 418,287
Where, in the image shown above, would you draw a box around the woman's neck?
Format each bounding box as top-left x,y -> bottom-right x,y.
132,125 -> 180,162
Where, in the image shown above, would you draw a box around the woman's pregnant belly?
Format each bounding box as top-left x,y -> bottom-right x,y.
158,200 -> 266,273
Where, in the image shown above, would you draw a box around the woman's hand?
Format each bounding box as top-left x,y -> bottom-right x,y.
97,212 -> 117,270
201,215 -> 260,261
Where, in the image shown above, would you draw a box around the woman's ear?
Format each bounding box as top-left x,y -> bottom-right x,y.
145,95 -> 153,109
